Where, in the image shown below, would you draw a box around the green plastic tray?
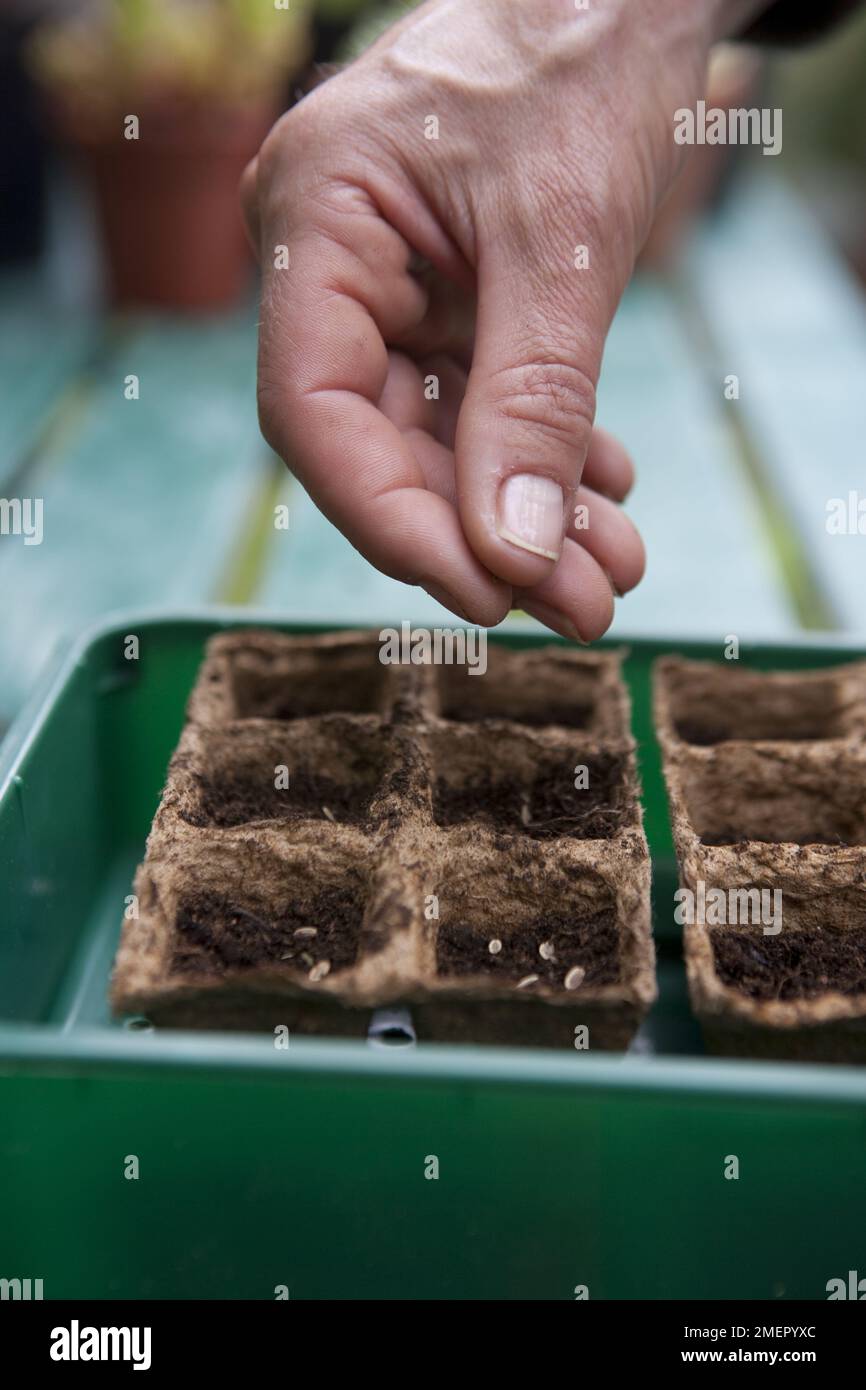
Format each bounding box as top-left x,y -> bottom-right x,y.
1,611 -> 865,1300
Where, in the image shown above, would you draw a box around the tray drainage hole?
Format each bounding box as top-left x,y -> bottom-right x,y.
124,1015 -> 154,1033
367,1008 -> 416,1049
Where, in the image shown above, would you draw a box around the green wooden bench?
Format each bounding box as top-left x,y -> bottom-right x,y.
1,172 -> 864,734
685,175 -> 866,632
0,271 -> 96,493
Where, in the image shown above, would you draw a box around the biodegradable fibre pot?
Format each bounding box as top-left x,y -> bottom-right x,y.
61,98 -> 277,312
655,656 -> 866,1062
111,631 -> 656,1047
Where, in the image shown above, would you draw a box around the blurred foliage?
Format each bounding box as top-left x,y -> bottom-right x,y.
314,0 -> 382,18
337,0 -> 414,60
29,0 -> 312,105
774,7 -> 866,173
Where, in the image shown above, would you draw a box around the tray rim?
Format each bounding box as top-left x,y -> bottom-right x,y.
2,1023 -> 866,1102
3,604 -> 866,1100
5,603 -> 866,795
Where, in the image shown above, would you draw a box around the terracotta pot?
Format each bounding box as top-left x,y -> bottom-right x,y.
63,97 -> 278,312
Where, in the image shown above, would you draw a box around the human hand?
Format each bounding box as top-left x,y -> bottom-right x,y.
244,0 -> 762,638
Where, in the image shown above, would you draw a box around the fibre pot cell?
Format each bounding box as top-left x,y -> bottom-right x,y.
655,656 -> 866,1062
111,631 -> 656,1047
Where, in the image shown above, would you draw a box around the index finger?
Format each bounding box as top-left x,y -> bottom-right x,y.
256,179 -> 510,626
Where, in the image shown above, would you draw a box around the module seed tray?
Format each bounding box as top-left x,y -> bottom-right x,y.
655,657 -> 866,1062
111,632 -> 655,1047
3,614 -> 866,1301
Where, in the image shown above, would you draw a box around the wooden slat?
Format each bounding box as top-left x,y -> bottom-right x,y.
601,276 -> 796,641
0,311 -> 269,721
0,271 -> 95,490
685,174 -> 866,634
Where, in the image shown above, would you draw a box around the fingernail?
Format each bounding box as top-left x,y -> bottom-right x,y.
497,474 -> 564,562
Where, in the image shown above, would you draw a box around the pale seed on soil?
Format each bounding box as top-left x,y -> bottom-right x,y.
516,974 -> 539,989
294,927 -> 318,939
321,806 -> 336,822
539,941 -> 555,961
564,966 -> 586,990
488,938 -> 503,955
309,960 -> 331,982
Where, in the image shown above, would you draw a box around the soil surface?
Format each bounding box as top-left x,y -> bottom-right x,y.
436,907 -> 620,985
231,662 -> 385,720
676,718 -> 832,746
182,767 -> 376,828
433,755 -> 626,840
172,888 -> 362,974
442,702 -> 595,729
702,830 -> 859,848
712,927 -> 866,1000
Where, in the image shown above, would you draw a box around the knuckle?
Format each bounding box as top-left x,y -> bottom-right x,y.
255,111 -> 293,187
256,100 -> 333,201
488,356 -> 597,454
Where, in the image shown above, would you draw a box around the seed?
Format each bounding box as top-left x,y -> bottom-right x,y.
294,927 -> 318,939
520,796 -> 531,827
321,806 -> 336,822
488,938 -> 503,955
538,940 -> 555,961
516,974 -> 539,990
300,952 -> 313,967
309,960 -> 331,982
564,966 -> 586,991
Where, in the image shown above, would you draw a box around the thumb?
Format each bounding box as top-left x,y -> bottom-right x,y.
454,250 -> 605,589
